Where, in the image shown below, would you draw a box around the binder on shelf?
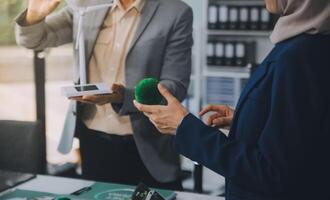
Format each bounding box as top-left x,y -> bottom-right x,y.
224,42 -> 235,66
208,4 -> 218,30
207,40 -> 256,68
246,41 -> 256,66
218,5 -> 229,30
235,42 -> 247,67
228,6 -> 239,30
215,41 -> 225,66
260,7 -> 271,30
207,41 -> 216,65
249,6 -> 260,30
238,7 -> 249,30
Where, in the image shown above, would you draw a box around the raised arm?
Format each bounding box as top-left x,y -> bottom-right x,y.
15,0 -> 73,50
175,58 -> 326,195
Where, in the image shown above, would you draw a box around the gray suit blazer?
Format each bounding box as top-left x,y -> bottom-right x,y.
16,0 -> 193,182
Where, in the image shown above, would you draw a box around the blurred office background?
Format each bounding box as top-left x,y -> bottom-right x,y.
0,0 -> 276,195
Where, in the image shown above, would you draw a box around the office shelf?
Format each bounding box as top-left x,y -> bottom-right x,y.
208,30 -> 272,37
201,0 -> 275,108
211,0 -> 266,6
183,0 -> 275,116
205,66 -> 251,78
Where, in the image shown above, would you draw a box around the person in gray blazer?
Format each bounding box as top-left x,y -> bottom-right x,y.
16,0 -> 193,190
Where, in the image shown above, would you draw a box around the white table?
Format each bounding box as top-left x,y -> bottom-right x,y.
2,175 -> 224,200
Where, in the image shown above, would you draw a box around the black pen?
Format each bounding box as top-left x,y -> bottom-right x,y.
71,186 -> 92,196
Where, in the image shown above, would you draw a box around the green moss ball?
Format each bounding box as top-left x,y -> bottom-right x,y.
135,78 -> 163,105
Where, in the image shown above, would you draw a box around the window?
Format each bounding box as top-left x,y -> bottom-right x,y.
0,1 -> 78,164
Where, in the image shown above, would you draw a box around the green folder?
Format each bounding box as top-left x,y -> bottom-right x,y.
0,182 -> 176,200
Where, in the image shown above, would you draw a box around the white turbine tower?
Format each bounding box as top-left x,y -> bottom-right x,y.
65,0 -> 114,85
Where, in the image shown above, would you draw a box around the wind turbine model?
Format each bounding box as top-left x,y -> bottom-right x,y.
62,0 -> 114,97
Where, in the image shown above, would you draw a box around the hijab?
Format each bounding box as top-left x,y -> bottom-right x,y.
270,0 -> 330,43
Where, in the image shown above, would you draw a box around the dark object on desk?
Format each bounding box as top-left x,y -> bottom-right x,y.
132,183 -> 166,200
57,197 -> 71,200
207,40 -> 216,65
71,186 -> 92,196
135,78 -> 163,105
0,120 -> 46,174
0,169 -> 36,192
0,121 -> 77,178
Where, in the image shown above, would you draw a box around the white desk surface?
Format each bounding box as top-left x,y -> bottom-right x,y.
5,175 -> 225,200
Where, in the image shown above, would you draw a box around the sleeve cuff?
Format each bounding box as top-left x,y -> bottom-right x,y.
15,9 -> 46,50
15,9 -> 45,29
175,113 -> 228,160
175,113 -> 198,153
111,87 -> 137,115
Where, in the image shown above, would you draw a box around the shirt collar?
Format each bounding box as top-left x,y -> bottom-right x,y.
112,0 -> 145,13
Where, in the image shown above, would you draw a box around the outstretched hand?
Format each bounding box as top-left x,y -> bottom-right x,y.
199,105 -> 234,129
69,83 -> 124,105
26,0 -> 63,25
134,84 -> 189,135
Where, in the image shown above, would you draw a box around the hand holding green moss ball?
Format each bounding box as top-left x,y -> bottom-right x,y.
135,78 -> 163,105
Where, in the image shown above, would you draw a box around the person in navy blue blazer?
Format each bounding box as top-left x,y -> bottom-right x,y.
135,0 -> 330,199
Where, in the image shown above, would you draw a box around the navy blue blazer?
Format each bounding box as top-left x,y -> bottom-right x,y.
176,34 -> 330,200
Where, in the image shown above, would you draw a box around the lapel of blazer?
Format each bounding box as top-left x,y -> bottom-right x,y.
228,62 -> 269,139
82,0 -> 160,75
235,63 -> 268,112
234,42 -> 281,114
85,8 -> 110,63
127,0 -> 160,56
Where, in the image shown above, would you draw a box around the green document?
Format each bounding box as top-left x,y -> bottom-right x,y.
0,182 -> 176,200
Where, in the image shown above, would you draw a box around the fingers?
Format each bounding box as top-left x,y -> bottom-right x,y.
27,0 -> 62,24
112,83 -> 123,92
199,105 -> 218,116
149,119 -> 176,134
149,118 -> 167,129
50,0 -> 62,7
48,0 -> 62,13
148,116 -> 168,127
207,113 -> 225,126
212,116 -> 233,128
69,95 -> 110,105
200,105 -> 233,127
133,100 -> 162,114
158,84 -> 175,103
69,96 -> 82,101
199,105 -> 228,117
70,98 -> 94,104
82,95 -> 100,102
69,96 -> 93,104
112,84 -> 120,92
143,111 -> 152,118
